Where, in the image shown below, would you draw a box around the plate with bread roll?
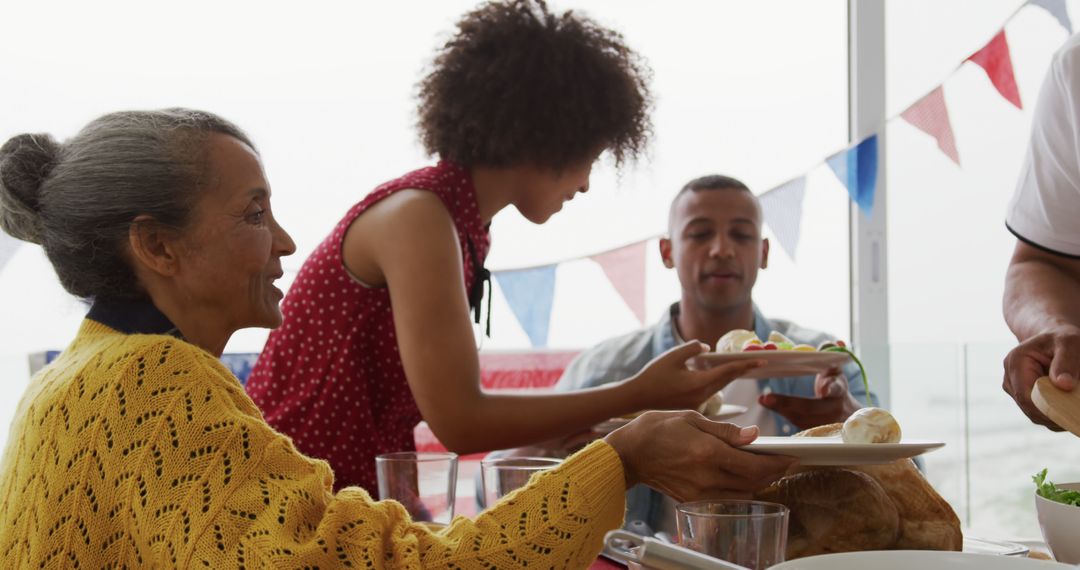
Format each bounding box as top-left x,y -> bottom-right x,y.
752,409 -> 960,563
691,329 -> 853,379
741,407 -> 945,465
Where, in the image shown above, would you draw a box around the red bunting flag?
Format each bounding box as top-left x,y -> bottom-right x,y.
591,241 -> 647,324
900,86 -> 961,165
967,30 -> 1022,109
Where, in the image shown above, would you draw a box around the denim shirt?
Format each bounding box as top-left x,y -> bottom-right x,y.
553,302 -> 877,532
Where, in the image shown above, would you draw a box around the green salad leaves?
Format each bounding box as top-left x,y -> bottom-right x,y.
823,345 -> 870,399
1034,469 -> 1080,507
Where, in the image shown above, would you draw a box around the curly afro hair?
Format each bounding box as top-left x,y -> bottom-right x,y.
417,0 -> 653,170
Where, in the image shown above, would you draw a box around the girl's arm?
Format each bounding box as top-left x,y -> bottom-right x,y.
344,190 -> 761,453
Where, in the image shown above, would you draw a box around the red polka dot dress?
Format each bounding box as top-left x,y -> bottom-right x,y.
246,161 -> 490,492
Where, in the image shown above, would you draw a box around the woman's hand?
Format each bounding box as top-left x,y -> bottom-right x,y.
622,341 -> 764,414
603,411 -> 796,501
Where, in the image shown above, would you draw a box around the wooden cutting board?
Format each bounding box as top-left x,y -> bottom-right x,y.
1032,376 -> 1080,437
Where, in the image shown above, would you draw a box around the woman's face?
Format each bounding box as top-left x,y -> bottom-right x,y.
512,156 -> 596,224
175,134 -> 295,331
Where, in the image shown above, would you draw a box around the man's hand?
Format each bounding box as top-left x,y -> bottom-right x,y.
1002,325 -> 1080,431
1003,241 -> 1080,431
757,367 -> 861,431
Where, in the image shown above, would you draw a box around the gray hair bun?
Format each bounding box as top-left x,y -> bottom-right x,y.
0,133 -> 61,245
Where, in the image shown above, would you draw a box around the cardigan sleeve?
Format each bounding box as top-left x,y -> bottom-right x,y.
126,341 -> 627,569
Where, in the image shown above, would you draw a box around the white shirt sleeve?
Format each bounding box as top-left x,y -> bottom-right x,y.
1007,35 -> 1080,257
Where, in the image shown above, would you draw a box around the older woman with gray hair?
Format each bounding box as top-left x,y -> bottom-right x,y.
0,108 -> 793,569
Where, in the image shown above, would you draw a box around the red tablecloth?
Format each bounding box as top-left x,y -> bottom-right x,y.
589,557 -> 625,569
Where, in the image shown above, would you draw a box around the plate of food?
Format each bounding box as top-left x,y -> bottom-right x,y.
769,551 -> 1073,569
592,404 -> 750,434
742,408 -> 944,465
755,407 -> 962,561
962,536 -> 1029,557
691,329 -> 854,379
742,436 -> 945,465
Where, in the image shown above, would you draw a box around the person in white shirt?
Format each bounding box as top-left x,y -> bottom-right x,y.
1004,33 -> 1080,431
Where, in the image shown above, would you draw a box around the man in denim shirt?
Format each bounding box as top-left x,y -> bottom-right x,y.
517,175 -> 876,534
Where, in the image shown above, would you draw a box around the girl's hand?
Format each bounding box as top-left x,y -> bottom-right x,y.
623,341 -> 764,414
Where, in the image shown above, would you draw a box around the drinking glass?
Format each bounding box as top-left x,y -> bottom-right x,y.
480,457 -> 562,508
375,451 -> 458,528
675,500 -> 788,570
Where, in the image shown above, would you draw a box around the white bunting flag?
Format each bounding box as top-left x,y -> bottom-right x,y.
0,233 -> 20,275
759,176 -> 808,261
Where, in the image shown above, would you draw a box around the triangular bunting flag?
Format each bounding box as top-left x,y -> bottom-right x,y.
900,86 -> 961,166
591,241 -> 647,324
967,30 -> 1023,109
1031,0 -> 1073,34
758,177 -> 807,261
495,265 -> 557,347
0,233 -> 21,275
827,135 -> 879,216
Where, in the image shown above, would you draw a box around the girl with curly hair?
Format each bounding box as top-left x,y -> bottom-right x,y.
246,0 -> 768,493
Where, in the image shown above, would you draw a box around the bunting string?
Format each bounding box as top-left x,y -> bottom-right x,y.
488,0 -> 1073,347
755,0 -> 1069,261
1,1 -> 1061,349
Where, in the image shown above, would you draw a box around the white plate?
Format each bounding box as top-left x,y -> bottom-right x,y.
691,350 -> 850,379
770,550 -> 1072,569
963,536 -> 1029,556
740,436 -> 944,465
592,405 -> 750,434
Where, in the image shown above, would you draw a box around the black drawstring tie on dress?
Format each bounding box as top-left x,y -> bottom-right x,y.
466,237 -> 492,337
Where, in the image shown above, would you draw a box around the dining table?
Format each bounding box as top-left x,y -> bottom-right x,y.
589,557 -> 624,570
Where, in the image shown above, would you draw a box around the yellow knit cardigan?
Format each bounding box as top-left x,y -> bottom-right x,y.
0,319 -> 626,568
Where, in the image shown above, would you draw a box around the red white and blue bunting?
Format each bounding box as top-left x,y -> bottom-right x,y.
1,1 -> 1069,348
490,0 -> 1073,347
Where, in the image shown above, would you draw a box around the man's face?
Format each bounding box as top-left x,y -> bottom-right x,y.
662,188 -> 769,313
